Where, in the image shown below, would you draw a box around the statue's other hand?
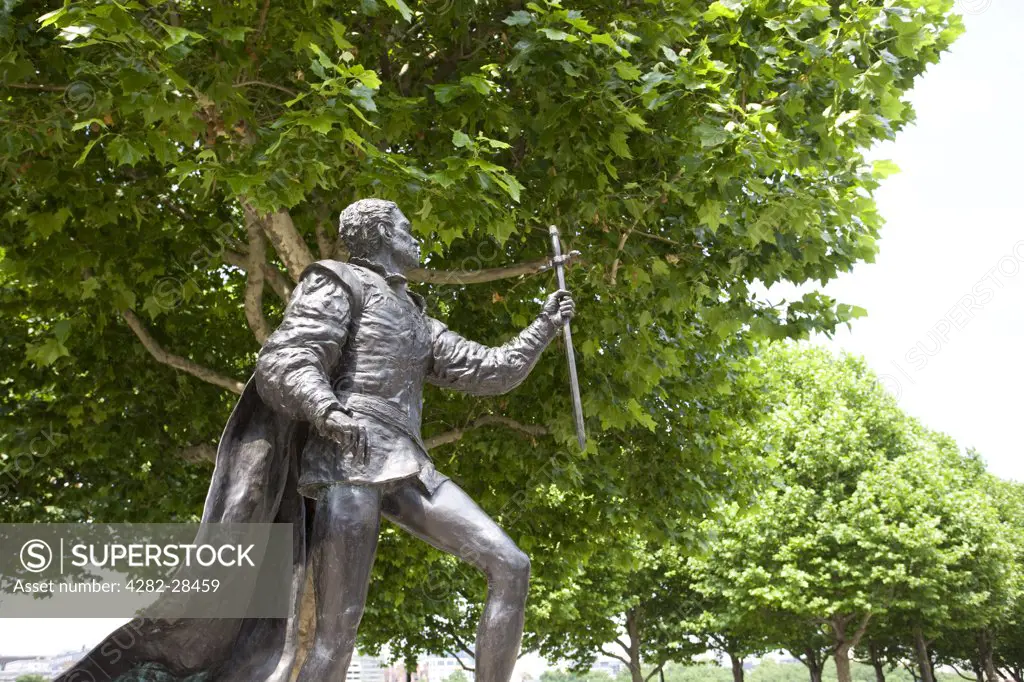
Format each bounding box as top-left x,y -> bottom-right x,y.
543,289 -> 576,325
320,409 -> 369,461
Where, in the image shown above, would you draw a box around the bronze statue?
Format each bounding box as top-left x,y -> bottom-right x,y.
59,199 -> 575,682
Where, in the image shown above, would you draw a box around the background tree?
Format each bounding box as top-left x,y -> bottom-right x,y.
693,344 -> 920,682
984,477 -> 1024,682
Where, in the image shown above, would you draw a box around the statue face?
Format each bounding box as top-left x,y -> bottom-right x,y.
387,208 -> 421,270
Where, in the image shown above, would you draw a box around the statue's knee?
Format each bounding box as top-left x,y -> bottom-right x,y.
493,545 -> 530,594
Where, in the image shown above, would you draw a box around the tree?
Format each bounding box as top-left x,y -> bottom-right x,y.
693,344 -> 920,682
1,0 -> 961,665
983,477 -> 1024,682
871,443 -> 1017,682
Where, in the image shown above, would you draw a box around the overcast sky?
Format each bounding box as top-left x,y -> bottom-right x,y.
1,0 -> 1020,660
809,0 -> 1023,483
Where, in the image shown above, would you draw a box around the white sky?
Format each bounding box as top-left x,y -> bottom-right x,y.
809,0 -> 1023,484
1,0 -> 1020,659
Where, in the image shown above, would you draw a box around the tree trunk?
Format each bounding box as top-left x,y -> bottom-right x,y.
868,644 -> 886,682
806,649 -> 824,682
978,630 -> 1000,682
913,626 -> 936,682
626,609 -> 644,682
729,652 -> 745,682
835,645 -> 853,682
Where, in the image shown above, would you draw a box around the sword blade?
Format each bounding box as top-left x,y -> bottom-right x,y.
549,225 -> 587,451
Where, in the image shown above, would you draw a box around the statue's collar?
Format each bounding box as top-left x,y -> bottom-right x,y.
349,257 -> 406,283
348,257 -> 426,312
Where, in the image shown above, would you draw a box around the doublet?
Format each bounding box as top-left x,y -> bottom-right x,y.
253,259 -> 558,498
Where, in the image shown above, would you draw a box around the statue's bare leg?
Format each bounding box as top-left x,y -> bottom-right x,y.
382,480 -> 530,682
295,484 -> 382,682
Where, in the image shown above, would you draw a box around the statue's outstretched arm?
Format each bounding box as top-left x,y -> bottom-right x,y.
254,271 -> 351,431
426,292 -> 574,396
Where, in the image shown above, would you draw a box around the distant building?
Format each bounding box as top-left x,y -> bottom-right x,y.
349,653 -> 386,682
419,654 -> 476,682
590,656 -> 626,677
0,654 -> 52,681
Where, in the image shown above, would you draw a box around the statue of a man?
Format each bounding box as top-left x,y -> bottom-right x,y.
258,198 -> 574,681
56,198 -> 573,682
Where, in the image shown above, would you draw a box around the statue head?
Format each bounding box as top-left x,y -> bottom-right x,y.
338,198 -> 420,272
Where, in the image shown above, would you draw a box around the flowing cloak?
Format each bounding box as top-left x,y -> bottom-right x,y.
55,378 -> 310,682
54,262 -> 368,682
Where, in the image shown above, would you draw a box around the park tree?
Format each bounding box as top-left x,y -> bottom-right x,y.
1,0 -> 962,667
693,344 -> 915,682
692,345 -> 1020,682
862,443 -> 1017,682
506,533 -> 709,682
984,477 -> 1024,682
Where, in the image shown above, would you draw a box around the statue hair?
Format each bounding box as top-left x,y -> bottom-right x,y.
338,198 -> 399,259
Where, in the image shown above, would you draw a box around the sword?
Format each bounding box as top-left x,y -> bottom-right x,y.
549,225 -> 587,451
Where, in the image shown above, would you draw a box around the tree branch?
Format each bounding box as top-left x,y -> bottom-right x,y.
613,637 -> 632,656
180,443 -> 216,463
315,216 -> 336,259
608,229 -> 632,286
608,169 -> 684,285
644,661 -> 667,682
425,415 -> 548,450
258,208 -> 315,281
407,252 -> 581,286
601,648 -> 633,668
120,309 -> 245,394
847,612 -> 873,651
235,80 -> 298,97
254,0 -> 271,39
3,83 -> 68,92
443,625 -> 476,671
244,217 -> 272,344
949,664 -> 974,682
223,249 -> 292,301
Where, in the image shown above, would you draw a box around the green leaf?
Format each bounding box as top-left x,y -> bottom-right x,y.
300,113 -> 336,134
37,6 -> 68,28
71,118 -> 107,132
498,173 -> 524,202
503,11 -> 533,26
872,159 -> 901,179
329,19 -> 354,49
74,135 -> 107,167
591,33 -> 628,56
105,137 -> 148,167
452,130 -> 472,148
25,338 -> 70,367
613,62 -> 642,81
157,22 -> 203,48
703,0 -> 744,22
694,123 -> 728,148
609,129 -> 632,159
80,278 -> 101,300
698,199 -> 724,233
214,26 -> 250,42
382,0 -> 413,22
538,28 -> 578,43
